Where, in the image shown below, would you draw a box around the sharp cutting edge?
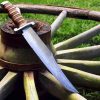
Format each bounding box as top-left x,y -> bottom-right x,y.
1,1 -> 78,93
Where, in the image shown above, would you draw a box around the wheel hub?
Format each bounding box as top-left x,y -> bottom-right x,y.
0,20 -> 51,71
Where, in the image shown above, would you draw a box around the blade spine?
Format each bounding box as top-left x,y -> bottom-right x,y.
22,27 -> 78,93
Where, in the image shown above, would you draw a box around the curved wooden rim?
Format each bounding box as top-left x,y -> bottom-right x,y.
0,4 -> 100,21
0,58 -> 44,71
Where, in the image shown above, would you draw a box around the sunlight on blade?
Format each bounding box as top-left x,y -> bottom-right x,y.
22,27 -> 78,93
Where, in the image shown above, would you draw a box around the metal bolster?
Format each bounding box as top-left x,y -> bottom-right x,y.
1,1 -> 9,5
14,22 -> 35,33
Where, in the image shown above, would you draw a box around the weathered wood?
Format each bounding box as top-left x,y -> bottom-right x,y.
0,20 -> 51,71
0,66 -> 8,81
0,4 -> 100,21
50,42 -> 56,55
51,10 -> 67,37
57,59 -> 100,74
0,71 -> 18,100
60,64 -> 100,90
39,71 -> 86,100
24,72 -> 39,100
55,24 -> 100,50
56,45 -> 100,59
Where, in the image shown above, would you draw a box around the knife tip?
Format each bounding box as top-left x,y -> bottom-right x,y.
69,88 -> 79,93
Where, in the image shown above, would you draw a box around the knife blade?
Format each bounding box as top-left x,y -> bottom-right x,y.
1,1 -> 78,93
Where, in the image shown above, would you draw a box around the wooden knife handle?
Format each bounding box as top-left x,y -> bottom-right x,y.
1,1 -> 27,27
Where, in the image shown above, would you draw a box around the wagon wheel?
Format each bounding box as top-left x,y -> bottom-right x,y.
0,4 -> 100,100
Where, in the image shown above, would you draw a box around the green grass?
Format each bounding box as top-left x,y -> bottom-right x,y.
0,0 -> 100,100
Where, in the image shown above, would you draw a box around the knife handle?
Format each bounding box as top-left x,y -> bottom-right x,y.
1,1 -> 27,27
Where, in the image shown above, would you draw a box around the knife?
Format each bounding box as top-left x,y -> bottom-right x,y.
1,1 -> 78,93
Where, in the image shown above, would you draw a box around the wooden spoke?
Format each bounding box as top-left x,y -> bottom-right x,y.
51,10 -> 67,37
56,45 -> 100,59
39,71 -> 86,100
54,24 -> 100,50
0,71 -> 18,100
24,72 -> 39,100
57,59 -> 100,74
0,66 -> 8,81
59,64 -> 100,90
50,42 -> 56,54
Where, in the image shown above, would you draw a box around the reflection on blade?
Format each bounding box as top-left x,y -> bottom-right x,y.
22,27 -> 78,93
